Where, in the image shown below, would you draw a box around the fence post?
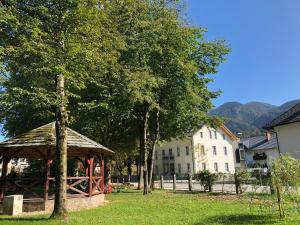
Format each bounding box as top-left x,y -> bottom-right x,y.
208,179 -> 212,192
173,174 -> 176,191
234,173 -> 239,195
269,172 -> 275,195
188,173 -> 193,191
160,175 -> 164,189
151,176 -> 155,190
117,177 -> 120,193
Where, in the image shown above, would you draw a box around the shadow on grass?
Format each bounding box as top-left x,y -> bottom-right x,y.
171,190 -> 206,195
0,217 -> 48,222
112,189 -> 143,194
194,214 -> 279,225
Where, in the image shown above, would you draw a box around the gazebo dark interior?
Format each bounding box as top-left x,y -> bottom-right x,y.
0,122 -> 114,201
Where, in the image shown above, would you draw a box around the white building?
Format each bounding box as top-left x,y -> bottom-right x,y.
0,159 -> 28,176
236,133 -> 279,170
264,103 -> 300,159
154,125 -> 239,177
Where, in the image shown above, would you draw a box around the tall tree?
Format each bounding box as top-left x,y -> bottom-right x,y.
0,0 -> 119,217
109,0 -> 229,194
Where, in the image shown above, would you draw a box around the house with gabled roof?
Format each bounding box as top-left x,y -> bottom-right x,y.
154,124 -> 239,177
236,133 -> 279,170
264,103 -> 300,159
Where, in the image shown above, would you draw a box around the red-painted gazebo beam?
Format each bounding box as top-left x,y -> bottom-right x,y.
100,157 -> 105,193
88,156 -> 94,197
44,149 -> 52,201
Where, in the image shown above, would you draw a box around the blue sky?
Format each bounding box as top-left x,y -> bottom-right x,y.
187,0 -> 300,107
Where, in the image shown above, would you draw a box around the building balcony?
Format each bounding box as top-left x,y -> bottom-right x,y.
253,152 -> 267,161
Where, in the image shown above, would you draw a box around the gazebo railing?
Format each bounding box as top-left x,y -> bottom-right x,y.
2,175 -> 104,200
5,178 -> 44,199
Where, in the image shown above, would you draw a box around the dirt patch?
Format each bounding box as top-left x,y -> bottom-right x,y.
193,192 -> 274,205
195,193 -> 242,202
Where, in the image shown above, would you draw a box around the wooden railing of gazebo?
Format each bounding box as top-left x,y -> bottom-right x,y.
0,153 -> 105,200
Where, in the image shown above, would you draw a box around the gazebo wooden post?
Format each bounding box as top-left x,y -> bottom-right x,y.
88,155 -> 94,197
100,156 -> 105,193
0,153 -> 9,200
44,149 -> 52,201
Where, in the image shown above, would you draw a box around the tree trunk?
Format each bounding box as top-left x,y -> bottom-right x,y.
142,110 -> 149,195
148,108 -> 160,191
51,74 -> 68,219
137,162 -> 143,190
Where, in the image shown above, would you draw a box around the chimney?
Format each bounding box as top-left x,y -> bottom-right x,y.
265,132 -> 271,141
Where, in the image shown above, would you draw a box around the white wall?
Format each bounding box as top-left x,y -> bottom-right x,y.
275,122 -> 300,159
154,138 -> 193,176
154,125 -> 237,176
193,126 -> 236,174
244,148 -> 279,168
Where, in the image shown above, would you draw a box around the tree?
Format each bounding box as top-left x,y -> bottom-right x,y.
1,0 -> 230,198
0,0 -> 117,218
109,0 -> 229,194
271,155 -> 300,218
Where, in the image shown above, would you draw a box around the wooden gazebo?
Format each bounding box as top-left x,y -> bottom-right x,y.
0,122 -> 114,201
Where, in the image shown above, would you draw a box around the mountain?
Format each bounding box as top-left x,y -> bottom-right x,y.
210,100 -> 300,135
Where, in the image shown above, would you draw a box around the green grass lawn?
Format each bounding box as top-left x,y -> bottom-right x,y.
0,190 -> 299,225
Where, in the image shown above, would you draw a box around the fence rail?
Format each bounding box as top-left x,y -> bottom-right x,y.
111,174 -> 274,195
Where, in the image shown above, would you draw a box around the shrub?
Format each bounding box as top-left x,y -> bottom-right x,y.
194,170 -> 218,192
271,154 -> 300,218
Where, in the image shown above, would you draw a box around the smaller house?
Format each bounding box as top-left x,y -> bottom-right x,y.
264,103 -> 300,159
236,133 -> 279,170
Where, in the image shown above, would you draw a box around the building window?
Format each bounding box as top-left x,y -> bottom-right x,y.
200,132 -> 203,138
177,147 -> 180,157
212,146 -> 217,155
178,163 -> 181,174
162,149 -> 165,157
224,146 -> 228,156
202,163 -> 206,170
225,163 -> 229,172
240,149 -> 245,160
209,130 -> 212,139
214,163 -> 218,172
201,145 -> 205,154
163,163 -> 168,174
187,163 -> 191,173
156,165 -> 159,174
155,150 -> 158,159
169,148 -> 173,156
186,146 -> 190,156
223,134 -> 226,140
235,149 -> 241,163
214,131 -> 217,139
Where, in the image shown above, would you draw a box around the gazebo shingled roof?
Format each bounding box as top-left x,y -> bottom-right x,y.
0,122 -> 114,159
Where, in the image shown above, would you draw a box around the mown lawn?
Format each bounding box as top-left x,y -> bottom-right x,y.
0,190 -> 299,225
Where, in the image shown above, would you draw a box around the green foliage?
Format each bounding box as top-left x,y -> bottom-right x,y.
194,170 -> 218,192
236,170 -> 251,182
271,154 -> 300,218
22,159 -> 45,178
272,154 -> 300,188
1,0 -> 230,181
